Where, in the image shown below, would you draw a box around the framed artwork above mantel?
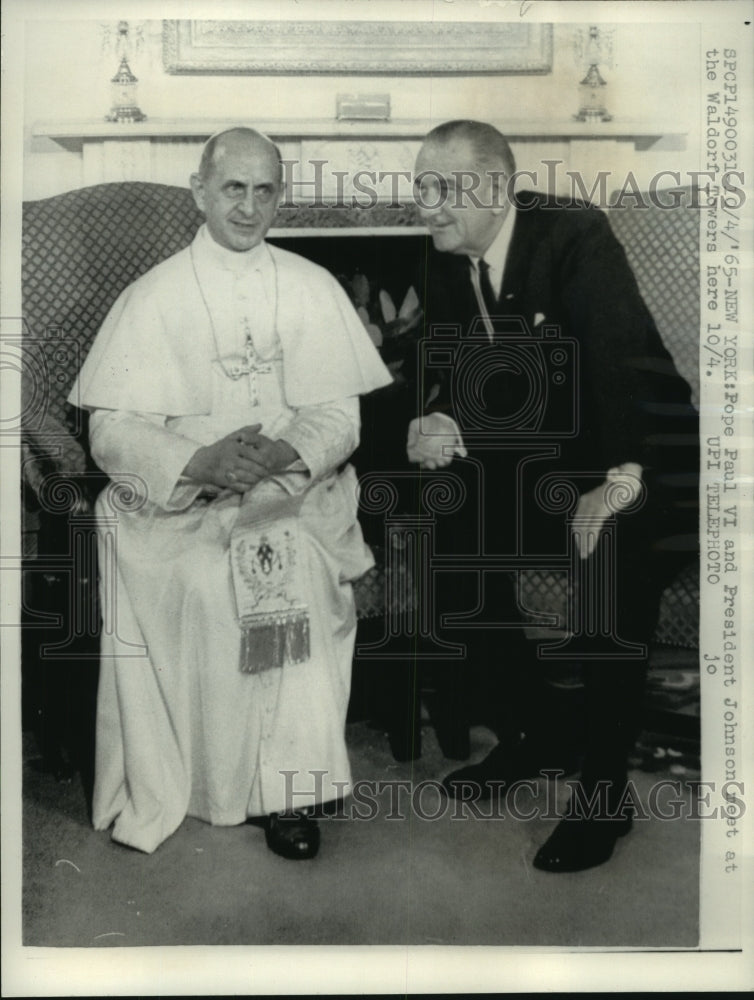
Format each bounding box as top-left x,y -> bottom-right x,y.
162,20 -> 553,75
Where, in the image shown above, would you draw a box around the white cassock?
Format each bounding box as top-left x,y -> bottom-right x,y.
69,225 -> 391,853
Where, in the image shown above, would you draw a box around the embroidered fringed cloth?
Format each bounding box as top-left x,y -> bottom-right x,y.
230,485 -> 310,674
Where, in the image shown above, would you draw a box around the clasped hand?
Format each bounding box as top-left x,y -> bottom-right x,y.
183,424 -> 299,493
406,413 -> 467,470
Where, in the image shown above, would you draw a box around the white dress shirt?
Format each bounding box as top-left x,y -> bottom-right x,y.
467,205 -> 517,341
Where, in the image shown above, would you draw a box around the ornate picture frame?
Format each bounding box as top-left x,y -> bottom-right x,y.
162,20 -> 553,75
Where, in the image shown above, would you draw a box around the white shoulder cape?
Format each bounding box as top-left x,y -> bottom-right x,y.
69,236 -> 392,414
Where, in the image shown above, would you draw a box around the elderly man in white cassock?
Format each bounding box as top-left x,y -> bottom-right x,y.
69,127 -> 391,859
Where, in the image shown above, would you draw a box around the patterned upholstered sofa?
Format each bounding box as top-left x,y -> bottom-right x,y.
20,181 -> 700,678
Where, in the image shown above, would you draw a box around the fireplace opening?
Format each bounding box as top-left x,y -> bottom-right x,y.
268,233 -> 429,333
268,233 -> 430,531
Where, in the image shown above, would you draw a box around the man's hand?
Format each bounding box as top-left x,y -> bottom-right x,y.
572,463 -> 643,559
406,413 -> 467,470
182,425 -> 299,493
243,433 -> 300,476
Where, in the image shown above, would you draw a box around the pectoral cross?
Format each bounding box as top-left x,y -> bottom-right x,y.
226,319 -> 272,406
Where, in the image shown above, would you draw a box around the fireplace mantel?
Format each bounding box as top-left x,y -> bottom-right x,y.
29,116 -> 689,208
34,117 -> 686,151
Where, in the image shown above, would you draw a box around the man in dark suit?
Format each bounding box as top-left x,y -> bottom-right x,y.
407,120 -> 698,872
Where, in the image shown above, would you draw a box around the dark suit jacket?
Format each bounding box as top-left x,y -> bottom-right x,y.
415,191 -> 699,551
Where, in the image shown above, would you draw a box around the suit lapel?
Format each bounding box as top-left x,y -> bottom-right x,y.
500,199 -> 538,304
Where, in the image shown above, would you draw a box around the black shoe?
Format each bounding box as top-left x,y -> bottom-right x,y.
441,743 -> 521,800
265,811 -> 320,860
532,814 -> 633,873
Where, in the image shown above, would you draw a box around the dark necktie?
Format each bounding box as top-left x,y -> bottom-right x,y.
477,258 -> 498,319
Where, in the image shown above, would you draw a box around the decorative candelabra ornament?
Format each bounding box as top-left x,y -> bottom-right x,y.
573,25 -> 613,123
105,21 -> 146,123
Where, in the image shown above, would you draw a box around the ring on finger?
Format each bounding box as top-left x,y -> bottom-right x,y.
226,469 -> 237,483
